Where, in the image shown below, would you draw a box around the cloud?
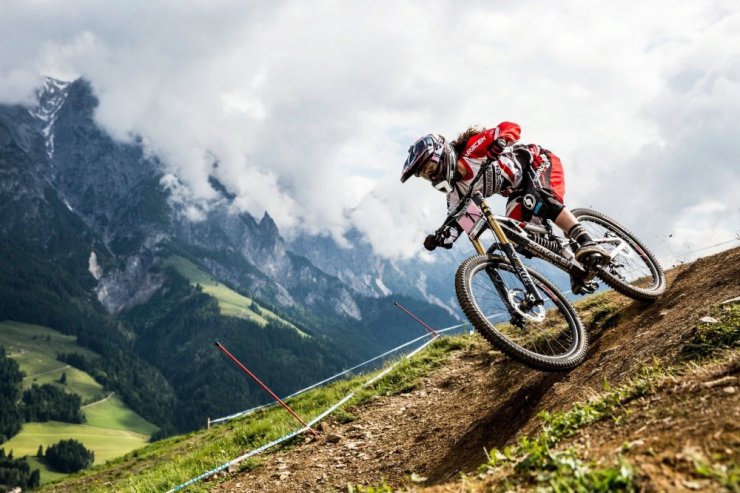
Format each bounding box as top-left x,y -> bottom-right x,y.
1,0 -> 738,260
576,6 -> 740,263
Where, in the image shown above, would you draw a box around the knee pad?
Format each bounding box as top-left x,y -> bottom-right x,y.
537,190 -> 564,221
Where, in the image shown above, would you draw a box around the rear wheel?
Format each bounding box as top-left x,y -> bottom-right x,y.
572,208 -> 666,302
455,254 -> 588,371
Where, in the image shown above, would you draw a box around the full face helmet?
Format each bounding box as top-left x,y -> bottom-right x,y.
400,134 -> 457,193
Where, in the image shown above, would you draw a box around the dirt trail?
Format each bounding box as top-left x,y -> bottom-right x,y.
213,248 -> 740,492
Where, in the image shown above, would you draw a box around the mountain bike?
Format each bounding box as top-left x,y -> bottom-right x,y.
432,170 -> 665,372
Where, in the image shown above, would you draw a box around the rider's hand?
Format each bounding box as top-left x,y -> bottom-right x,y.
486,138 -> 507,159
423,234 -> 438,251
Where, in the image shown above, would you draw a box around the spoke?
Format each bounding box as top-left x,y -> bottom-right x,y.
470,263 -> 576,358
580,218 -> 657,288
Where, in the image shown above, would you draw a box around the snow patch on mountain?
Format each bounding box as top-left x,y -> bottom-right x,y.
375,277 -> 392,296
28,78 -> 71,159
88,251 -> 103,280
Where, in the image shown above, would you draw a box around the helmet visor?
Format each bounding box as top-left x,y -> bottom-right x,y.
401,136 -> 435,183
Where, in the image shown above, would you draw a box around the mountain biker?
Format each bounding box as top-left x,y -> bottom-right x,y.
400,122 -> 608,295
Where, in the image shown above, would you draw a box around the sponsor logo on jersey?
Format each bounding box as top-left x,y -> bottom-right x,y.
464,136 -> 487,157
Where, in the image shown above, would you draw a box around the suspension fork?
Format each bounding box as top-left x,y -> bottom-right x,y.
471,193 -> 544,307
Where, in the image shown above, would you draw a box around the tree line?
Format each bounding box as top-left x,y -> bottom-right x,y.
21,384 -> 83,424
0,348 -> 84,445
0,347 -> 23,444
0,448 -> 40,492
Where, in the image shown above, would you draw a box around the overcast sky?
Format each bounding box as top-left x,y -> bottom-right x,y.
1,0 -> 738,264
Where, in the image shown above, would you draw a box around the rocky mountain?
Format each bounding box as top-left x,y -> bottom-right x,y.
290,229 -> 472,317
0,77 -> 457,434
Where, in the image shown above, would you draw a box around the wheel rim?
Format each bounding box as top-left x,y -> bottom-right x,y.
468,262 -> 581,361
577,215 -> 662,293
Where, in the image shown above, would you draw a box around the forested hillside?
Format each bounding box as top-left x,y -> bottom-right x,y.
0,77 -> 457,443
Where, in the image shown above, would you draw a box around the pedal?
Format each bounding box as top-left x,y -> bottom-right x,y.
582,281 -> 598,293
583,252 -> 609,268
571,278 -> 599,295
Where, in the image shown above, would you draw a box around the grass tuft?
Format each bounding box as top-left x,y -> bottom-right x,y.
682,303 -> 740,360
471,365 -> 671,492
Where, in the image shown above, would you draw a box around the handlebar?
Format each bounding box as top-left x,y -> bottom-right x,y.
433,157 -> 495,237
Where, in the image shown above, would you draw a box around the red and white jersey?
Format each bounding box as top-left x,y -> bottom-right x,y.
447,121 -> 524,214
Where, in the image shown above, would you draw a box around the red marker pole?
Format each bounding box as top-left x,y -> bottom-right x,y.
215,342 -> 319,436
393,302 -> 440,338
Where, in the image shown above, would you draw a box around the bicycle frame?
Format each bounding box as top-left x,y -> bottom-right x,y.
436,159 -> 630,301
458,197 -> 632,285
466,193 -> 545,308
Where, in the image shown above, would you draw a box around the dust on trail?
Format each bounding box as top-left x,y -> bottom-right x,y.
213,248 -> 740,493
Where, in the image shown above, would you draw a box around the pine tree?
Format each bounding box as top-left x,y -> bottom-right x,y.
45,439 -> 94,473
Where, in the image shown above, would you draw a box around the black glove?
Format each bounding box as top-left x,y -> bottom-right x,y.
423,234 -> 439,251
424,233 -> 453,251
486,138 -> 507,159
520,188 -> 564,222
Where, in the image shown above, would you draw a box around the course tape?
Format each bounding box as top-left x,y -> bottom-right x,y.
166,393 -> 356,493
210,321 -> 471,425
167,324 -> 468,492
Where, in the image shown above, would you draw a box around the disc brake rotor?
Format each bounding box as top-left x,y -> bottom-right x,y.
507,289 -> 546,322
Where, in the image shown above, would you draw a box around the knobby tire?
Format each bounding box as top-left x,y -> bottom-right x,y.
455,254 -> 588,371
572,208 -> 666,302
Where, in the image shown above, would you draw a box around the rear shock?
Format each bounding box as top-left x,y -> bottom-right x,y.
529,233 -> 561,253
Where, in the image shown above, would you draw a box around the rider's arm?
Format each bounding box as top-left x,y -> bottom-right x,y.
487,121 -> 521,144
441,189 -> 463,247
461,122 -> 521,161
424,190 -> 463,251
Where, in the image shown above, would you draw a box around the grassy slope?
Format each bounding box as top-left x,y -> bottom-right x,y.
2,421 -> 151,465
40,336 -> 467,492
163,256 -> 306,335
83,394 -> 159,435
0,321 -> 103,401
0,321 -> 158,483
35,249 -> 740,492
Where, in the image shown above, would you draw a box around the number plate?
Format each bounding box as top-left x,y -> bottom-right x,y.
457,202 -> 486,238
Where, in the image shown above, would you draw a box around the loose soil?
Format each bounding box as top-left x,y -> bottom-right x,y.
213,248 -> 740,492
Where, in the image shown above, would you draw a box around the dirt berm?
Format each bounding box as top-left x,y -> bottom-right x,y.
215,247 -> 739,492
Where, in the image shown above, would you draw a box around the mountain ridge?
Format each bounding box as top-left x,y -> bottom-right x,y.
0,76 -> 458,438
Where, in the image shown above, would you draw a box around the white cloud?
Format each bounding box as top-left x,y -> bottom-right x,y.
1,0 -> 738,260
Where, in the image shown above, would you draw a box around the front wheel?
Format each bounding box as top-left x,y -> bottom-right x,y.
572,208 -> 666,302
455,254 -> 588,371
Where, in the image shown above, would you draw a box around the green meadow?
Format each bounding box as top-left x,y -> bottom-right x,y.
2,421 -> 152,465
0,321 -> 158,484
164,256 -> 307,335
83,394 -> 158,435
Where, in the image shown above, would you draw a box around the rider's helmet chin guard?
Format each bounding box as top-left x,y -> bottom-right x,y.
401,134 -> 457,192
433,179 -> 453,194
